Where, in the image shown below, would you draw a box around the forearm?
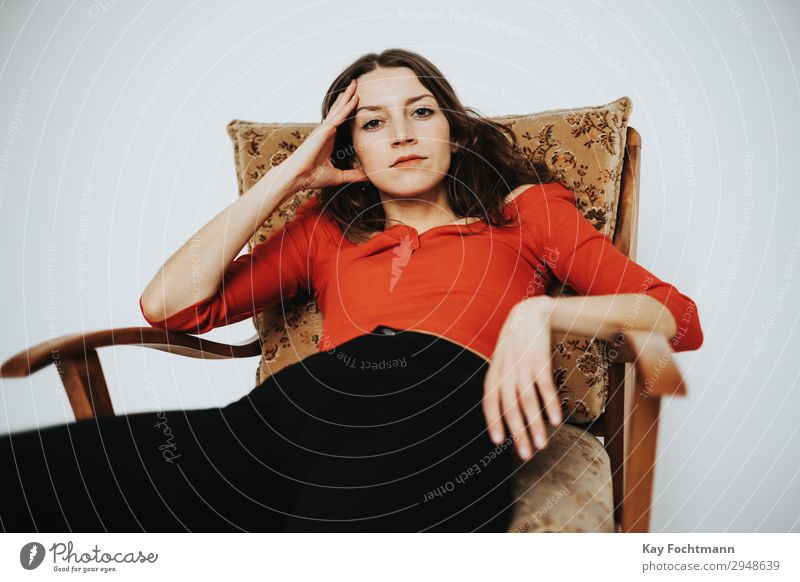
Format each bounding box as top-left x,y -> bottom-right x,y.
533,293 -> 678,344
140,168 -> 298,322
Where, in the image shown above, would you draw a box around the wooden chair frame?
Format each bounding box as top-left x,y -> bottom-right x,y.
1,126 -> 687,532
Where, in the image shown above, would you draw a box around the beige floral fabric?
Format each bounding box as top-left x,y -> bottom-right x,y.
506,422 -> 615,532
226,95 -> 631,423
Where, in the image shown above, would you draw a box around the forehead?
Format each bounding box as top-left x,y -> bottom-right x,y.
354,67 -> 433,108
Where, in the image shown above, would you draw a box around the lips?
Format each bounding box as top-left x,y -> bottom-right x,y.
391,155 -> 426,167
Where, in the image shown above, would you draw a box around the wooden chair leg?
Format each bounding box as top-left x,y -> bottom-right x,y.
58,349 -> 115,420
622,393 -> 661,532
604,361 -> 628,530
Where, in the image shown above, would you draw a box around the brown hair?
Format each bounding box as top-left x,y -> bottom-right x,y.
318,48 -> 551,245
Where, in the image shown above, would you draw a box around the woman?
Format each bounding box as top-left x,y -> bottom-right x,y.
0,49 -> 703,533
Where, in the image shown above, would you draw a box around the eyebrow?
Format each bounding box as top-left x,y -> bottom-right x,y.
354,94 -> 435,116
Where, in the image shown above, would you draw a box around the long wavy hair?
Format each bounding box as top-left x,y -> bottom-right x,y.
318,48 -> 551,245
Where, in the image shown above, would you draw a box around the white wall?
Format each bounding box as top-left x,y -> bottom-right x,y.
1,0 -> 798,532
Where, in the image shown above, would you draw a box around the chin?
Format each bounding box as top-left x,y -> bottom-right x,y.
376,176 -> 445,197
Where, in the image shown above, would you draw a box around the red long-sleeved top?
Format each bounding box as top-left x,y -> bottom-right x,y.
140,182 -> 704,360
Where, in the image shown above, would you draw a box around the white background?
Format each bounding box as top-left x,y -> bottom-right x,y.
0,0 -> 798,532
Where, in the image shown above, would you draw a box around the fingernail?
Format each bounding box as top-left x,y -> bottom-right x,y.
518,445 -> 530,459
490,431 -> 502,444
534,434 -> 545,449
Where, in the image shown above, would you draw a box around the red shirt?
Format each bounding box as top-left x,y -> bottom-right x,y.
140,182 -> 704,360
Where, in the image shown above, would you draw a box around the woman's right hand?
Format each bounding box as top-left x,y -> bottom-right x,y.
272,78 -> 369,196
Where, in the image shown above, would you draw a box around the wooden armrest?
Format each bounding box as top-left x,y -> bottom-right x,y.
612,330 -> 689,532
607,330 -> 686,397
1,326 -> 262,378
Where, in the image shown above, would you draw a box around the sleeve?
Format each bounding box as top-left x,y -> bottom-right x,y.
140,203 -> 317,334
525,183 -> 704,352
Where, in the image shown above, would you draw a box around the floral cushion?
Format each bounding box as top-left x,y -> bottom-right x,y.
506,422 -> 615,532
226,95 -> 632,423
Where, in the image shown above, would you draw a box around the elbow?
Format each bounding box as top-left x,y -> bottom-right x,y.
139,295 -> 166,327
139,293 -> 218,334
668,299 -> 704,352
643,293 -> 704,353
671,323 -> 704,352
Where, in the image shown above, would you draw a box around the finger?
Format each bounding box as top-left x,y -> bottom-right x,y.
482,362 -> 505,444
516,370 -> 548,450
535,358 -> 562,426
332,91 -> 360,127
500,381 -> 533,461
320,95 -> 350,131
330,79 -> 355,108
327,80 -> 357,122
324,95 -> 358,131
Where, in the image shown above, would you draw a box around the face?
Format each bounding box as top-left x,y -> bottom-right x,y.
349,66 -> 455,199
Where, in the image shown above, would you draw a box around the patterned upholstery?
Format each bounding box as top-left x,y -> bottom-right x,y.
506,423 -> 614,532
225,95 -> 632,531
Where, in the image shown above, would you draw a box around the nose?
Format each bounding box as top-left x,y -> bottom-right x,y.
390,116 -> 417,147
392,134 -> 416,146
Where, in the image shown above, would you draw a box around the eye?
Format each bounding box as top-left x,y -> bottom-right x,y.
361,118 -> 381,130
360,107 -> 435,130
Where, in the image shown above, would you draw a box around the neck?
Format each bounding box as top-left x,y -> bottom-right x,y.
378,183 -> 459,229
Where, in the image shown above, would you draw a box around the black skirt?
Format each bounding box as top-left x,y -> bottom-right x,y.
0,325 -> 516,532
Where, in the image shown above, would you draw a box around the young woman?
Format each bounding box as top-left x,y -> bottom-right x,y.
0,49 -> 703,533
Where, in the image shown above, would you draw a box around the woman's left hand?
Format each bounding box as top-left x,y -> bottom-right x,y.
482,296 -> 563,461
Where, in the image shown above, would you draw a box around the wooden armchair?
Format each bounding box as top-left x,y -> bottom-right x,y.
1,125 -> 688,533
